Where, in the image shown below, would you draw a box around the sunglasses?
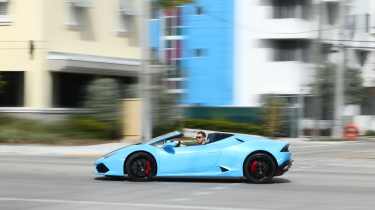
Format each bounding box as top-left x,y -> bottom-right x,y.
196,136 -> 203,139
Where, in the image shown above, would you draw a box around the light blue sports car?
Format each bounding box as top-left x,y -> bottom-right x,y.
95,131 -> 292,183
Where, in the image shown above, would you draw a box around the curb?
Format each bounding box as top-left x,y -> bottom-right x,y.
62,152 -> 106,158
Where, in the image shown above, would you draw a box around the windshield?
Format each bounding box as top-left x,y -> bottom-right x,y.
146,131 -> 183,145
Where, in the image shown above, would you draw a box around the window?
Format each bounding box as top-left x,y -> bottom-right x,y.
325,2 -> 339,25
272,0 -> 311,19
366,14 -> 370,33
120,0 -> 137,16
193,48 -> 205,57
118,14 -> 134,34
0,0 -> 10,24
151,1 -> 159,19
165,39 -> 182,64
118,0 -> 137,34
66,0 -> 91,27
361,88 -> 375,115
275,48 -> 297,61
271,39 -> 311,62
273,40 -> 298,61
355,50 -> 369,67
195,6 -> 203,15
164,7 -> 183,36
150,47 -> 159,64
165,16 -> 183,36
274,4 -> 296,19
206,133 -> 233,144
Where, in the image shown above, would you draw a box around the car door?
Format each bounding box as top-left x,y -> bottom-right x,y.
158,140 -> 229,176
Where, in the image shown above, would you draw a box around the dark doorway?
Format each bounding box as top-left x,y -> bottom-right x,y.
52,72 -> 136,108
0,71 -> 24,107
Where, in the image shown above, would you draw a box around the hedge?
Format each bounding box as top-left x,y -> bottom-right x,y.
183,119 -> 264,135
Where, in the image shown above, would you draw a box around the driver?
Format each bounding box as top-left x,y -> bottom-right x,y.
195,131 -> 207,145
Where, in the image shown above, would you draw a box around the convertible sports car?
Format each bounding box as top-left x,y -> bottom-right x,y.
95,131 -> 292,183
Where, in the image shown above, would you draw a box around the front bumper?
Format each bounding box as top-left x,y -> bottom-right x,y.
275,160 -> 293,176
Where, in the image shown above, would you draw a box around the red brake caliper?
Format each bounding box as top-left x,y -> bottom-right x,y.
145,160 -> 151,177
250,161 -> 258,173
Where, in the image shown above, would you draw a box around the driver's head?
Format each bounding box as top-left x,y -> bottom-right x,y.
195,131 -> 206,144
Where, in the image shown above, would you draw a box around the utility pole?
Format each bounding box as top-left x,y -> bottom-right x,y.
297,86 -> 305,138
332,0 -> 348,139
312,0 -> 324,140
140,0 -> 153,141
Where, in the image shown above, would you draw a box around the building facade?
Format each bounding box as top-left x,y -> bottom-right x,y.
150,0 -> 315,107
150,0 -> 375,134
150,0 -> 234,106
0,0 -> 142,117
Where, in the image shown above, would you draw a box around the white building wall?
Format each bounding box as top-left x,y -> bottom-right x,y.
234,0 -> 317,107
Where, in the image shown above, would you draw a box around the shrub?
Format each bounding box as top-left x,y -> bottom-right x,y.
153,122 -> 183,137
365,130 -> 375,137
61,116 -> 112,139
84,78 -> 122,138
0,115 -> 115,143
0,115 -> 64,143
183,119 -> 264,135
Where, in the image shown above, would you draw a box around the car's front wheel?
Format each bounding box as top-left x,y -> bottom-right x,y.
244,153 -> 276,184
125,152 -> 156,181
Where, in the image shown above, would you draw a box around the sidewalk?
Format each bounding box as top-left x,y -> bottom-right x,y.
0,142 -> 130,157
1,136 -> 363,158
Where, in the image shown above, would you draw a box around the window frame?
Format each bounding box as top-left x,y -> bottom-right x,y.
116,0 -> 137,36
0,0 -> 11,26
65,1 -> 90,28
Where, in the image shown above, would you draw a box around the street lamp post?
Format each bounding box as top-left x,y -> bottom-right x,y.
332,0 -> 348,139
140,0 -> 153,141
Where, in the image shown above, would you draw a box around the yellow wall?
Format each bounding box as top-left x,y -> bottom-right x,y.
0,0 -> 45,72
0,0 -> 50,107
0,0 -> 142,108
44,0 -> 141,59
122,99 -> 142,142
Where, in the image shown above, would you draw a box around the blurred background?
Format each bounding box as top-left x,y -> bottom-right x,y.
0,0 -> 374,144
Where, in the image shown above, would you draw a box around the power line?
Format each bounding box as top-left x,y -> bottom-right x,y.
323,39 -> 375,43
0,48 -> 46,50
0,40 -> 46,43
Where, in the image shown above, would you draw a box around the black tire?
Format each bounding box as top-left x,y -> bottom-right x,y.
243,153 -> 276,184
125,152 -> 157,181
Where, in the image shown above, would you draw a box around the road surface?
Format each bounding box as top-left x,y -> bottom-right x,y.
0,140 -> 374,210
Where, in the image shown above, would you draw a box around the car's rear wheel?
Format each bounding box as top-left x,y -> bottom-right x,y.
125,152 -> 156,181
244,153 -> 276,184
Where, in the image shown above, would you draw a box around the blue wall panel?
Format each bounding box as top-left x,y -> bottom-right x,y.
149,19 -> 161,50
182,0 -> 234,106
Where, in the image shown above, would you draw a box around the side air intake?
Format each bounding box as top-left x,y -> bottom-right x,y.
220,166 -> 229,172
96,163 -> 109,173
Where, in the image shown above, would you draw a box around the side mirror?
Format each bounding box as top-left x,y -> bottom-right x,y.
163,141 -> 177,153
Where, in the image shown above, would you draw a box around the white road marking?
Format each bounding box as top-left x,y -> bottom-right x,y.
0,197 -> 266,210
192,191 -> 213,196
210,186 -> 228,190
170,198 -> 192,202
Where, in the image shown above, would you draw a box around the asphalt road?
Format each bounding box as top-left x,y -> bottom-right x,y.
1,140 -> 375,210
